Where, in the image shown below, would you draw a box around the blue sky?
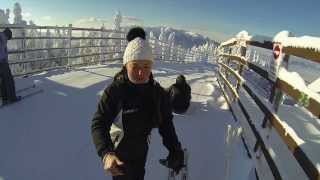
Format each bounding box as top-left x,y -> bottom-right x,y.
1,0 -> 319,41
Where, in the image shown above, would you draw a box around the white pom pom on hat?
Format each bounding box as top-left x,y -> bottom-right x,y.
123,37 -> 154,65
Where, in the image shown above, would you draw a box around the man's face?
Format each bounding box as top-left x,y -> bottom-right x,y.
126,60 -> 153,84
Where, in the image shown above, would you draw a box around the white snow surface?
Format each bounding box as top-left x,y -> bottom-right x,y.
220,38 -> 237,47
278,67 -> 320,102
236,31 -> 251,41
185,31 -> 201,37
222,29 -> 320,53
273,30 -> 320,52
0,61 -> 253,180
237,88 -> 315,180
221,31 -> 273,47
308,78 -> 320,93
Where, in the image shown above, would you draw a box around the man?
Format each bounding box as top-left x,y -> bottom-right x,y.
91,27 -> 184,180
0,27 -> 20,105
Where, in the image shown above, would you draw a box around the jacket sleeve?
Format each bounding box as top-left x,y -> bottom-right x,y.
158,88 -> 182,152
91,83 -> 121,159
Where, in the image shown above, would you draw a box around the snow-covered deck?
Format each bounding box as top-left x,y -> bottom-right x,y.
0,62 -> 252,180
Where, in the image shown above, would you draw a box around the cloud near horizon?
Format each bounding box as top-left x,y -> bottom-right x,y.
172,25 -> 230,42
41,16 -> 53,21
122,16 -> 143,26
73,17 -> 110,28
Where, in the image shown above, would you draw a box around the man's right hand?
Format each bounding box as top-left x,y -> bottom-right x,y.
103,152 -> 124,176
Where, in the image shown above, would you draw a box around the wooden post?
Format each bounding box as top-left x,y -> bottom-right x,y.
236,45 -> 247,91
67,24 -> 72,68
22,26 -> 26,60
225,48 -> 232,78
262,43 -> 290,128
271,54 -> 290,112
99,27 -> 104,64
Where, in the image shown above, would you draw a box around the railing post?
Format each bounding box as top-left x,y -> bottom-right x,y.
99,27 -> 103,65
262,43 -> 290,128
22,26 -> 27,74
225,48 -> 232,79
271,54 -> 290,112
67,24 -> 72,68
236,45 -> 247,91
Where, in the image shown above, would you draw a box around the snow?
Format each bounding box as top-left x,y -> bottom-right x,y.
242,72 -> 313,146
222,29 -> 320,58
278,67 -> 320,103
236,31 -> 251,41
288,55 -> 320,83
237,87 -> 310,180
219,31 -> 320,179
220,38 -> 237,47
0,61 -> 252,180
221,31 -> 272,47
186,31 -> 200,37
277,104 -> 320,173
227,30 -> 320,52
308,77 -> 320,93
273,31 -> 320,52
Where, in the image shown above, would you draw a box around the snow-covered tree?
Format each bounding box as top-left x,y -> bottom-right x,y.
113,10 -> 122,31
84,31 -> 99,64
45,29 -> 54,59
168,32 -> 175,61
99,25 -> 109,63
109,11 -> 122,59
168,32 -> 175,46
5,9 -> 9,23
149,31 -> 154,39
26,21 -> 37,60
13,3 -> 26,25
158,27 -> 168,61
0,8 -> 10,24
148,31 -> 158,58
52,28 -> 67,66
79,31 -> 87,64
159,27 -> 166,42
11,2 -> 27,66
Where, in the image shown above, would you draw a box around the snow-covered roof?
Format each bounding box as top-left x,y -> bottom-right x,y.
273,31 -> 320,52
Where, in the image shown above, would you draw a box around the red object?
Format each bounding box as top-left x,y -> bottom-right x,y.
273,45 -> 281,59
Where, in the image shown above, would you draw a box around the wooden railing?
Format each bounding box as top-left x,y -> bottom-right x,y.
217,31 -> 320,180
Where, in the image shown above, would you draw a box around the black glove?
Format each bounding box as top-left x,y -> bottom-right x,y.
166,149 -> 184,174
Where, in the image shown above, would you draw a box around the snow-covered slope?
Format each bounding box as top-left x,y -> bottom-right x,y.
143,26 -> 218,49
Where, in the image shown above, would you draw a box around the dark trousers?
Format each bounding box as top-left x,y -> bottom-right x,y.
113,137 -> 148,180
112,157 -> 146,180
0,61 -> 17,101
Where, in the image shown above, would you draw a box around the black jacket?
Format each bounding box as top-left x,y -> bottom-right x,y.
91,71 -> 181,160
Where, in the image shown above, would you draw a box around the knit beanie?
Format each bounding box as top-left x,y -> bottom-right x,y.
123,27 -> 154,65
